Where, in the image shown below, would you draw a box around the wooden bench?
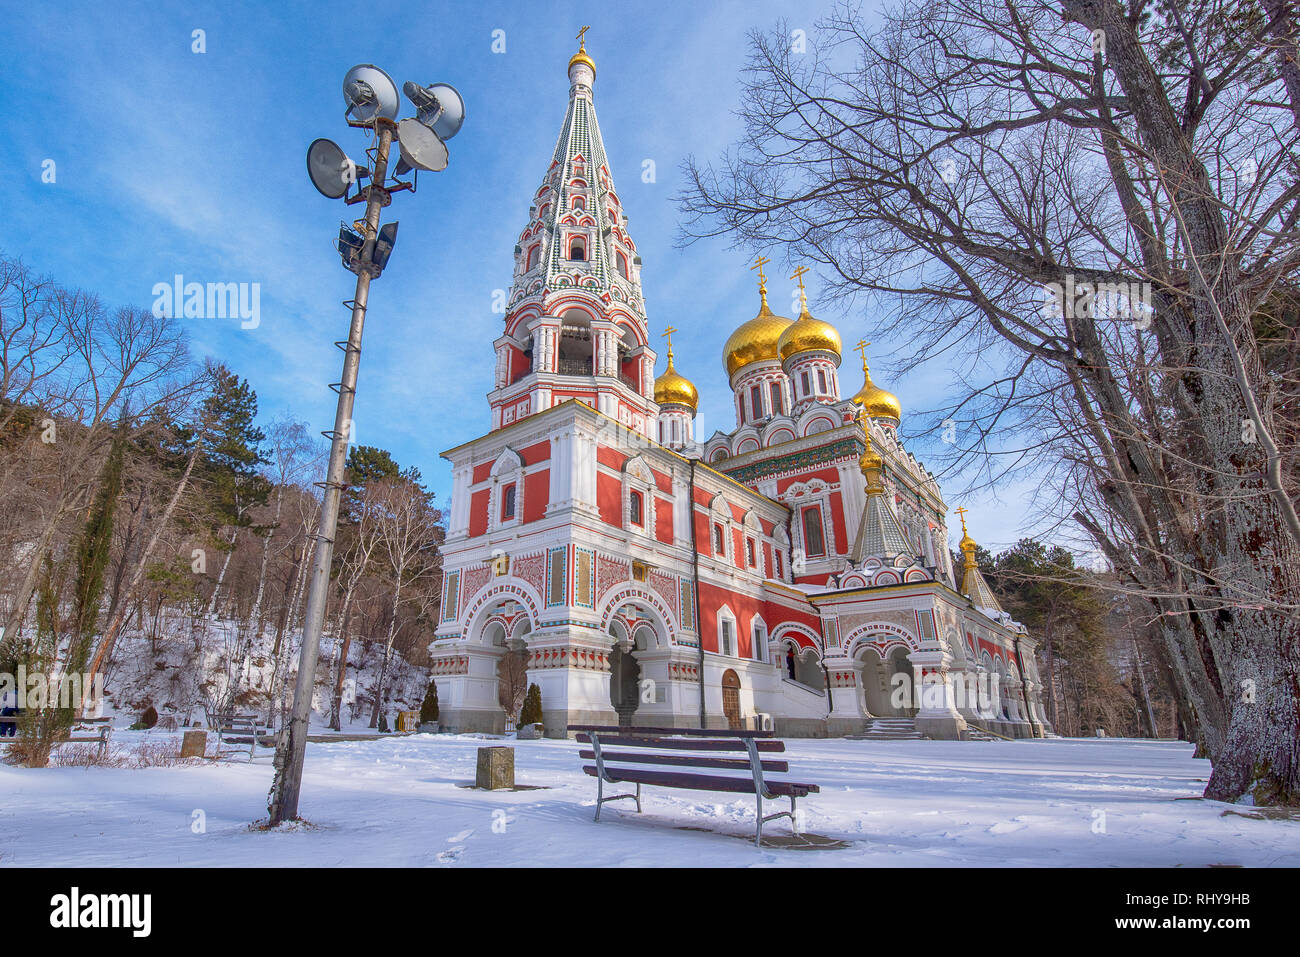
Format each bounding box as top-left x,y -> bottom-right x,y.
569,725 -> 820,846
213,713 -> 271,759
0,715 -> 111,757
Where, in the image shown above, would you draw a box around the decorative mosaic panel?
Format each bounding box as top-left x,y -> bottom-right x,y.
461,565 -> 491,607
441,570 -> 460,622
547,546 -> 567,607
513,551 -> 545,597
679,580 -> 695,631
650,570 -> 679,622
597,554 -> 629,599
575,547 -> 595,609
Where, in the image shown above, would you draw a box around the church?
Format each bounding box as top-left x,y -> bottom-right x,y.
429,35 -> 1051,740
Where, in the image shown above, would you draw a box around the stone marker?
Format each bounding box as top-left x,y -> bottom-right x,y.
475,746 -> 515,789
180,730 -> 207,759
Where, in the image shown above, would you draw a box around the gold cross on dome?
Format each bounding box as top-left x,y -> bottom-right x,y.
855,338 -> 872,369
576,25 -> 590,48
790,265 -> 809,291
954,506 -> 969,534
750,254 -> 770,285
661,324 -> 677,352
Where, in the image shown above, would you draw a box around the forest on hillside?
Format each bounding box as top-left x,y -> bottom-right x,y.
0,254 -> 445,765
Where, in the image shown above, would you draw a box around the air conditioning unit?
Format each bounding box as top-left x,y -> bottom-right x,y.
752,712 -> 774,732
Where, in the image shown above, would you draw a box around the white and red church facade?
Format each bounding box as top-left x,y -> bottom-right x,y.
429,39 -> 1051,740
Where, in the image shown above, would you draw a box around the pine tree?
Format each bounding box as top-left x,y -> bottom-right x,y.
519,683 -> 543,727
420,679 -> 439,724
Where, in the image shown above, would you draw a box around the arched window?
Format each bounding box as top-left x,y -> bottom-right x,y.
750,385 -> 763,421
629,490 -> 643,527
802,506 -> 825,557
525,245 -> 540,271
502,484 -> 517,521
713,524 -> 725,556
752,621 -> 768,663
746,538 -> 756,568
769,381 -> 784,415
617,251 -> 629,279
569,236 -> 586,260
571,195 -> 585,210
817,369 -> 827,393
800,371 -> 811,396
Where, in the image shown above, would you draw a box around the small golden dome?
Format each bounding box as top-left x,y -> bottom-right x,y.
654,348 -> 698,411
723,293 -> 793,378
777,294 -> 842,364
569,49 -> 595,76
850,355 -> 902,423
569,31 -> 595,77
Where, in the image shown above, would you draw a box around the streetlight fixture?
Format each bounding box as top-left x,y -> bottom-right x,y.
267,63 -> 464,826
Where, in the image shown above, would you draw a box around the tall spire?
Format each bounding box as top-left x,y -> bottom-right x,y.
955,509 -> 1003,612
750,254 -> 773,316
850,413 -> 914,562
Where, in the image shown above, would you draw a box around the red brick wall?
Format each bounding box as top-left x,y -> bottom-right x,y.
524,469 -> 548,523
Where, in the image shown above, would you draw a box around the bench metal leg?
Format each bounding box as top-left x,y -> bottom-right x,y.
755,794 -> 799,846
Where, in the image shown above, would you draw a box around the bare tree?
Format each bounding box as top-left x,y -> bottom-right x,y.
681,0 -> 1300,804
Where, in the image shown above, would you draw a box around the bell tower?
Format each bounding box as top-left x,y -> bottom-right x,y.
488,30 -> 658,438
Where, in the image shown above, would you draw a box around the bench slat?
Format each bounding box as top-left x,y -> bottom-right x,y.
574,733 -> 784,753
583,765 -> 819,797
568,724 -> 773,739
580,749 -> 789,773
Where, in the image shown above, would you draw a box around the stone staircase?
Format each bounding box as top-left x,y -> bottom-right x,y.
961,724 -> 1001,742
846,717 -> 926,741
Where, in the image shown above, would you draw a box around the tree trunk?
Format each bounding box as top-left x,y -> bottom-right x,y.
86,442 -> 200,688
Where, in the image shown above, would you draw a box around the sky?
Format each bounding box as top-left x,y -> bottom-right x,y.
1,0 -> 1054,556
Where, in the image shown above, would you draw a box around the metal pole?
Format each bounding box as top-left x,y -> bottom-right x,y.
268,119 -> 395,824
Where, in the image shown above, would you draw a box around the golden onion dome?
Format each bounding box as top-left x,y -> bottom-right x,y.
568,36 -> 596,77
723,292 -> 793,378
778,301 -> 843,364
850,355 -> 902,423
654,348 -> 698,411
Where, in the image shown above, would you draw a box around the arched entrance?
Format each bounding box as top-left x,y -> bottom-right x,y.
722,669 -> 742,729
489,616 -> 531,725
609,644 -> 642,726
859,644 -> 916,717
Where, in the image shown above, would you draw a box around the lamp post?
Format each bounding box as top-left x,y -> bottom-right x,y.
268,66 -> 464,825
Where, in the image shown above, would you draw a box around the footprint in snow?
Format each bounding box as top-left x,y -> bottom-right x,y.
449,828 -> 475,843
436,846 -> 464,864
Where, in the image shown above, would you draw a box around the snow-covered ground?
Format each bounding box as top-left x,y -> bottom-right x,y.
2,734 -> 1296,867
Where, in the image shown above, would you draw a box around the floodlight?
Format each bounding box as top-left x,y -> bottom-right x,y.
343,64 -> 400,123
336,223 -> 364,266
403,81 -> 465,140
395,118 -> 448,173
307,138 -> 361,199
373,221 -> 398,271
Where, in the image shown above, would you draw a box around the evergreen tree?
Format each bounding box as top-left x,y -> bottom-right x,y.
419,679 -> 439,724
66,422 -> 127,674
519,683 -> 543,726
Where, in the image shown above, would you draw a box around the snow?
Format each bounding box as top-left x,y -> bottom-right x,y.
2,734 -> 1296,867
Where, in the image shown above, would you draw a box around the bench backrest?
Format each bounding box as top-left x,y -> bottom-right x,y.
570,725 -> 791,784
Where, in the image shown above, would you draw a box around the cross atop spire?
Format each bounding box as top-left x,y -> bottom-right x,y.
790,265 -> 810,315
855,338 -> 872,371
576,25 -> 590,48
954,505 -> 969,535
750,255 -> 771,313
661,324 -> 677,358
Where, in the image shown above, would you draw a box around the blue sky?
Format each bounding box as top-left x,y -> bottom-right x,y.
2,0 -> 1053,555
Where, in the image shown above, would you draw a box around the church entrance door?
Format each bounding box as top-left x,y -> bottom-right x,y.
722,669 -> 742,730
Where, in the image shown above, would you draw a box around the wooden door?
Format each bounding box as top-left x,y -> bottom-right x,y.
722,670 -> 742,730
